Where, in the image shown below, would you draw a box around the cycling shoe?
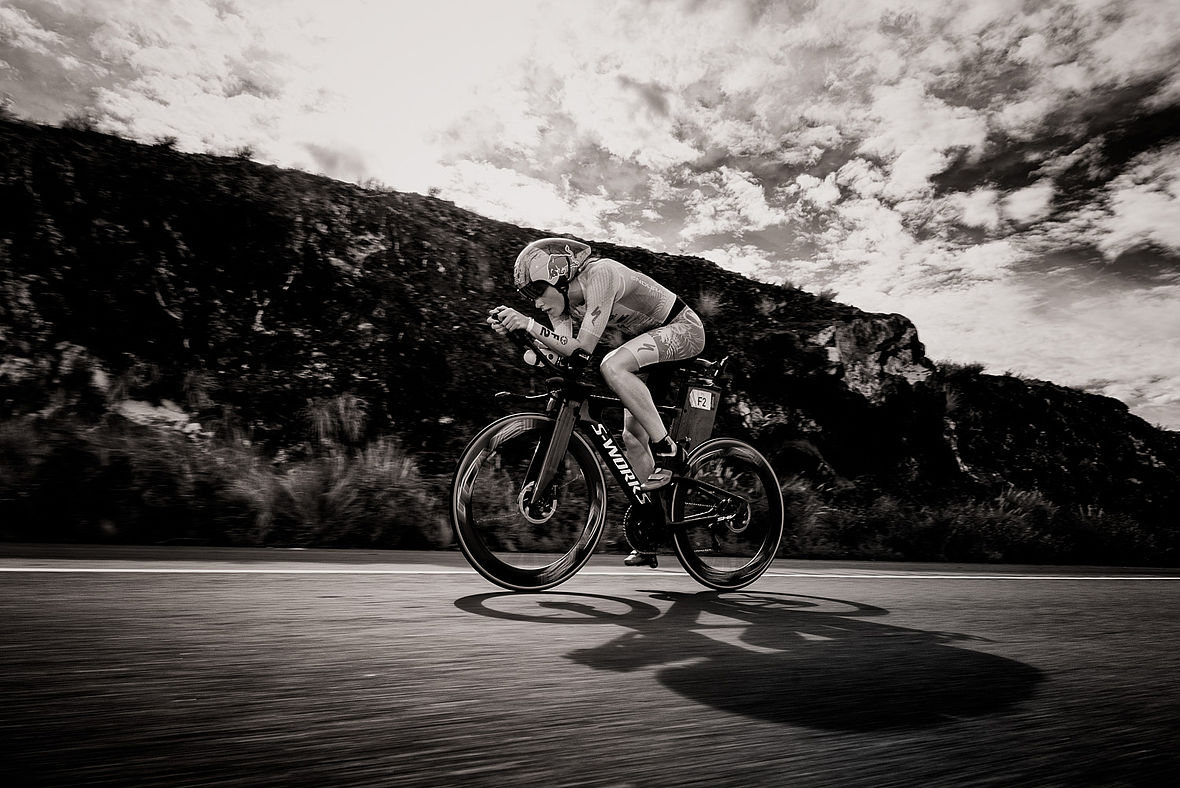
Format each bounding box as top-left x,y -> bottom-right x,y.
623,550 -> 658,568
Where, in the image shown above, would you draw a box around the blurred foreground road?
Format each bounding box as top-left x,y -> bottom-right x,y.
3,544 -> 1180,787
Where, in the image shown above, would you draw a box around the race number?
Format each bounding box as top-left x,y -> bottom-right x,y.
688,388 -> 715,410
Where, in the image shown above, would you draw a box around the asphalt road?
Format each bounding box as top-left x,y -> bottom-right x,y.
3,545 -> 1179,787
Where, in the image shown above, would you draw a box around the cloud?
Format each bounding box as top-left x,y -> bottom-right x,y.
1020,142 -> 1180,268
1001,181 -> 1056,225
1040,280 -> 1180,423
856,79 -> 989,201
859,80 -> 988,160
947,188 -> 1002,230
440,159 -> 662,247
835,158 -> 885,198
555,70 -> 700,168
839,268 -> 1180,428
679,166 -> 789,241
1086,0 -> 1180,86
1095,143 -> 1180,258
0,4 -> 68,57
793,173 -> 841,208
697,243 -> 814,286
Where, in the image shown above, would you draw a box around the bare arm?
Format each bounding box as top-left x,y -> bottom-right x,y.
488,306 -> 580,357
525,303 -> 608,358
530,313 -> 579,356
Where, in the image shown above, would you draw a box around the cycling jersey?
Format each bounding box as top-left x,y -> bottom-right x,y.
570,258 -> 677,341
569,257 -> 705,368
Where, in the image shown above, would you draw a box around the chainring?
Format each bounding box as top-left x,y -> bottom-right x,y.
622,504 -> 664,553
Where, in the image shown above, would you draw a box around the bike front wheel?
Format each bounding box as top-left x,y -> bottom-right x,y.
451,413 -> 607,591
669,438 -> 784,590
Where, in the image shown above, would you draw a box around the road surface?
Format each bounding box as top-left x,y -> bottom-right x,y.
3,545 -> 1179,786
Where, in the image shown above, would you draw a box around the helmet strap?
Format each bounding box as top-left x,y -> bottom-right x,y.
555,277 -> 571,315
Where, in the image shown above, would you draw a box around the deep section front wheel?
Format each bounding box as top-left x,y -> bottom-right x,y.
451,413 -> 607,591
669,438 -> 784,590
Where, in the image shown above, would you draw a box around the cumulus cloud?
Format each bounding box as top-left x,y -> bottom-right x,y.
679,166 -> 789,241
853,79 -> 989,201
440,159 -> 667,249
793,173 -> 841,208
1095,143 -> 1180,258
697,243 -> 817,286
835,158 -> 885,198
1001,181 -> 1056,225
947,188 -> 1002,230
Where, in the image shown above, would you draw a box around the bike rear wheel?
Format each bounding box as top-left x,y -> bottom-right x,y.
451,413 -> 607,591
669,438 -> 784,590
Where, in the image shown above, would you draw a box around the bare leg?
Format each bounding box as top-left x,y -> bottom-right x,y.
621,410 -> 653,483
602,346 -> 682,496
603,351 -> 668,566
600,348 -> 668,447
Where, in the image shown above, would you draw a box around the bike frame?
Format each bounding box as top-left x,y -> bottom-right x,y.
503,329 -> 746,533
517,379 -> 748,533
521,381 -> 660,515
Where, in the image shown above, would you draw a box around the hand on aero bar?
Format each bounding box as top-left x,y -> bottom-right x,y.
487,305 -> 531,334
488,305 -> 560,369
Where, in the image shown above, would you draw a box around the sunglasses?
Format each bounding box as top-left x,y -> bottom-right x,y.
517,280 -> 551,301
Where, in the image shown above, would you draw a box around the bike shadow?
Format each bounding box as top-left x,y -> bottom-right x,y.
455,589 -> 1044,731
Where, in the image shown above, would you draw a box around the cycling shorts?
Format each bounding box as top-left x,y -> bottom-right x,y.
615,305 -> 706,369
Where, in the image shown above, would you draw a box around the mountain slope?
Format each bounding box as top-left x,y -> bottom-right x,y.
2,118 -> 1177,561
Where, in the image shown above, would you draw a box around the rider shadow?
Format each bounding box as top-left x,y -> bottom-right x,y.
455,590 -> 1044,732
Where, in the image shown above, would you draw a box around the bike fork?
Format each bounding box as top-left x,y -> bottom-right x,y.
522,404 -> 579,507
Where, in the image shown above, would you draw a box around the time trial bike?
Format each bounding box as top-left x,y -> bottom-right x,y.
450,330 -> 784,592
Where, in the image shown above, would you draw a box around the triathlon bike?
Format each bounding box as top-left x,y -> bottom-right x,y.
450,331 -> 783,592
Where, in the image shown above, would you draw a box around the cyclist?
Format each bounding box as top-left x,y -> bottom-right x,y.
488,238 -> 706,563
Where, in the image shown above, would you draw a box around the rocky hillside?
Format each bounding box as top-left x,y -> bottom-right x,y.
2,118 -> 1177,561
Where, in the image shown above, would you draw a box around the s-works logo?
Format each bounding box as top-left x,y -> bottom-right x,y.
590,423 -> 651,505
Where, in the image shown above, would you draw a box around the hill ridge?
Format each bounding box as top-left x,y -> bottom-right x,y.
2,117 -> 1177,563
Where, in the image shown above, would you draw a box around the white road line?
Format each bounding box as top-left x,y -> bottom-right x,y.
1,567 -> 1178,579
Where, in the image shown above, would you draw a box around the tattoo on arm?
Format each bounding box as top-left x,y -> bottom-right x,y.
538,324 -> 569,345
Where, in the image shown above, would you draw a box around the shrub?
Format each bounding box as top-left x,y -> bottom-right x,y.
938,360 -> 985,376
695,290 -> 723,318
776,478 -> 1161,566
214,432 -> 449,548
303,392 -> 367,446
61,110 -> 100,132
0,413 -> 449,549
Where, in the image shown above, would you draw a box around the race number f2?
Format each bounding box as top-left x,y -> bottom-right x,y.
688,388 -> 715,410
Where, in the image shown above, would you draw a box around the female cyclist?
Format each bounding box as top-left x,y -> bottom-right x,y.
487,238 -> 706,562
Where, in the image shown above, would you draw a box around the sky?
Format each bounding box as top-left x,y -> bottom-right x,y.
3,0 -> 1180,430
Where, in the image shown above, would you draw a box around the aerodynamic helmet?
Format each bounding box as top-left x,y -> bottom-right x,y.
512,238 -> 593,299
